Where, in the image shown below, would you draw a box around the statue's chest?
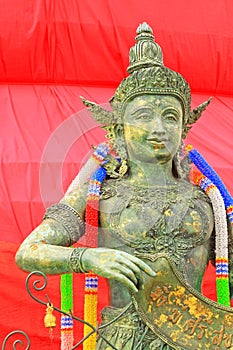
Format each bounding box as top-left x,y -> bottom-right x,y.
100,182 -> 212,264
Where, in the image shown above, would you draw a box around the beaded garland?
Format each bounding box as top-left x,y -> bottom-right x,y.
186,145 -> 232,306
61,315 -> 74,349
83,166 -> 107,349
195,175 -> 230,306
60,143 -> 111,350
186,145 -> 233,225
60,273 -> 74,350
65,142 -> 111,194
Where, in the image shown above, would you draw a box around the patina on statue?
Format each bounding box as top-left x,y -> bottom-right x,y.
16,23 -> 233,349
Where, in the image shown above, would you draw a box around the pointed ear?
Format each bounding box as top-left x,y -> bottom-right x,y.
182,97 -> 212,138
80,96 -> 114,124
190,97 -> 212,124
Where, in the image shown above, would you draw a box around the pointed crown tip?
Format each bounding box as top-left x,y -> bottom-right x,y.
136,22 -> 153,35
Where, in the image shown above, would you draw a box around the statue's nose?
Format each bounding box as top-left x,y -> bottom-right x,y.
150,117 -> 166,135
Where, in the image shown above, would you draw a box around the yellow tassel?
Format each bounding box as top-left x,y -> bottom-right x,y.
83,274 -> 98,350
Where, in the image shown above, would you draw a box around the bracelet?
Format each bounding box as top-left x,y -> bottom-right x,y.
69,247 -> 88,273
43,203 -> 85,246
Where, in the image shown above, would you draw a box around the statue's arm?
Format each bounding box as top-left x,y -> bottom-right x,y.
15,183 -> 156,290
15,185 -> 87,274
184,243 -> 210,292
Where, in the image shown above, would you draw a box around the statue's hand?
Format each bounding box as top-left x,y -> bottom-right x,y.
81,247 -> 156,292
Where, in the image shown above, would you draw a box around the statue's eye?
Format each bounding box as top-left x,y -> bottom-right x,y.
133,110 -> 153,121
131,107 -> 153,122
163,111 -> 179,122
135,113 -> 152,121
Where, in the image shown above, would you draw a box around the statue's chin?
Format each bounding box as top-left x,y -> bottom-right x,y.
130,151 -> 172,165
127,142 -> 173,164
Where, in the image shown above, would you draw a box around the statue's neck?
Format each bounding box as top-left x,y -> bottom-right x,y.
127,159 -> 177,187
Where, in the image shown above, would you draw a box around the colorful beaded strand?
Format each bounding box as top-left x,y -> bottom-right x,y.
65,142 -> 111,194
186,145 -> 233,225
60,142 -> 111,349
195,175 -> 230,306
83,166 -> 107,349
186,145 -> 231,306
60,273 -> 74,349
81,143 -> 110,349
75,143 -> 111,349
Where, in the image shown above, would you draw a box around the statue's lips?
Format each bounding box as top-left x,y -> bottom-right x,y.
147,138 -> 167,149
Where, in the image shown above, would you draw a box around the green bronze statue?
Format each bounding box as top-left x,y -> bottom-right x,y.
16,23 -> 233,349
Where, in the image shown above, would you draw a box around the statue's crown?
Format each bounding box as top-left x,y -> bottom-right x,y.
111,22 -> 191,128
127,22 -> 163,73
82,22 -> 211,139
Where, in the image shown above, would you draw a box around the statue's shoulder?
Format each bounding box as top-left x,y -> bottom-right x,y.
190,182 -> 211,203
179,180 -> 214,240
180,180 -> 213,213
183,180 -> 214,225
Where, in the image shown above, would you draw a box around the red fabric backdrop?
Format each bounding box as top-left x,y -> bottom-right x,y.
0,0 -> 233,348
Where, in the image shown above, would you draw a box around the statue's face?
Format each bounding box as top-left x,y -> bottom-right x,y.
123,95 -> 183,163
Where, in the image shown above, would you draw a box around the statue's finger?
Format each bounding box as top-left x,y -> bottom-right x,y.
115,263 -> 138,286
112,270 -> 138,293
118,259 -> 144,289
127,254 -> 156,277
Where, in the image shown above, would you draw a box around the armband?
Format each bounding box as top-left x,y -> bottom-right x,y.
43,203 -> 85,246
69,247 -> 88,273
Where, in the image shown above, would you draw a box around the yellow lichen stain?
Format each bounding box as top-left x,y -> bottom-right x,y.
223,314 -> 233,326
148,304 -> 152,313
154,314 -> 167,326
164,209 -> 173,217
193,221 -> 201,233
170,330 -> 180,342
156,271 -> 163,277
30,244 -> 38,251
184,295 -> 214,320
159,314 -> 167,324
190,210 -> 200,220
168,285 -> 186,305
186,221 -> 192,226
168,287 -> 216,324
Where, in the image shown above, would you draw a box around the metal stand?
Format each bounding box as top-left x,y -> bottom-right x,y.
2,271 -> 121,349
1,330 -> 30,350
